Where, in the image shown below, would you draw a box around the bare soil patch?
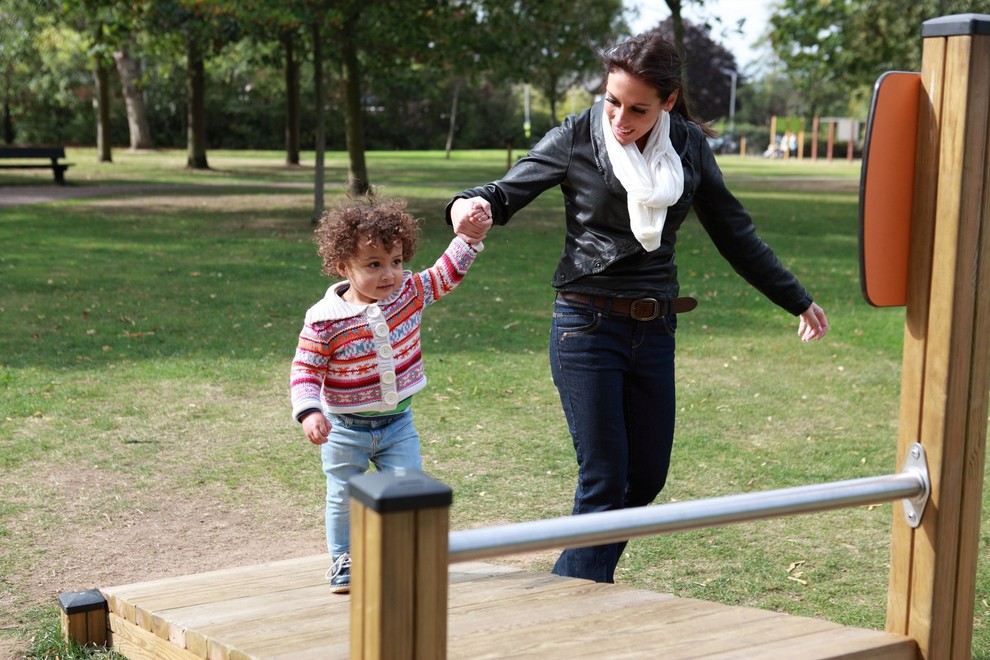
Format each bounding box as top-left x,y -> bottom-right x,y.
1,460 -> 325,658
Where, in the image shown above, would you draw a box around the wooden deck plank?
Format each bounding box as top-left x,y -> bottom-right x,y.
447,571 -> 674,640
100,555 -> 916,660
102,555 -> 330,631
172,584 -> 344,657
187,563 -> 525,660
701,624 -> 919,660
659,612 -> 841,657
108,613 -> 202,660
447,598 -> 781,658
199,594 -> 346,659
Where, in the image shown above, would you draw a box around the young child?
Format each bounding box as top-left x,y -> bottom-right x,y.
290,196 -> 488,593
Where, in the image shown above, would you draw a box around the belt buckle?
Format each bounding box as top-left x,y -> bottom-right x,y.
629,298 -> 661,321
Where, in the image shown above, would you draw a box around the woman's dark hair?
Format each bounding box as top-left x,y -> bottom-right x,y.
602,32 -> 715,136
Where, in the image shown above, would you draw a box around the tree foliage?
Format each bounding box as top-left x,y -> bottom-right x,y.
648,17 -> 740,125
481,0 -> 626,127
768,0 -> 990,118
0,0 -> 695,155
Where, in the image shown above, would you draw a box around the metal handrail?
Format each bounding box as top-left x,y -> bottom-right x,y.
448,443 -> 930,563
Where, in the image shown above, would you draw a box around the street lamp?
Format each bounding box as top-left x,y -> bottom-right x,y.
720,67 -> 737,138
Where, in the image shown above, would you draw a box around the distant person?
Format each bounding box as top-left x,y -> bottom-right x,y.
290,196 -> 488,593
448,31 -> 828,584
764,134 -> 784,159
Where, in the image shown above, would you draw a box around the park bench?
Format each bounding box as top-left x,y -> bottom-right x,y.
0,146 -> 72,184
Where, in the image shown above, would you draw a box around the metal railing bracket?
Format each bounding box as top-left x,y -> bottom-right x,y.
901,442 -> 931,528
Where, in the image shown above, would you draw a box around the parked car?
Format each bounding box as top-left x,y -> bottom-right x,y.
706,135 -> 738,154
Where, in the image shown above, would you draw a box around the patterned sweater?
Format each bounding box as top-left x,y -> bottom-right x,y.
290,237 -> 482,421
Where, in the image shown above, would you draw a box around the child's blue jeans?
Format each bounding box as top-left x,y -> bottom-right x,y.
320,408 -> 422,556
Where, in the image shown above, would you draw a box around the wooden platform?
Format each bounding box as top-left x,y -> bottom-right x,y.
99,554 -> 918,659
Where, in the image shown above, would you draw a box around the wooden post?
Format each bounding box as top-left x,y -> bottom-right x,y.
886,13 -> 990,659
846,120 -> 855,162
769,115 -> 777,156
811,116 -> 820,161
58,589 -> 107,648
826,121 -> 835,162
349,469 -> 452,660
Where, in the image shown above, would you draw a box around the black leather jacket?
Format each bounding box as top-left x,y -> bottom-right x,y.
447,101 -> 813,316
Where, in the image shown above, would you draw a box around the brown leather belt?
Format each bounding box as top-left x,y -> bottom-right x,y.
556,291 -> 698,321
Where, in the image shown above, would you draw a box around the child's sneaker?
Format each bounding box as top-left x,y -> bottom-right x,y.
326,552 -> 351,594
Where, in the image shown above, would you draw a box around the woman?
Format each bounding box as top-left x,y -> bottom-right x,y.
448,31 -> 829,583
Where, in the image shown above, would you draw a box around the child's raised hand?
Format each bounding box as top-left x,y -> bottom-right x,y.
452,197 -> 491,244
301,411 -> 330,445
459,200 -> 492,245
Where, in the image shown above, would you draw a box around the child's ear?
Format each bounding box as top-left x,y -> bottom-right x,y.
335,261 -> 348,277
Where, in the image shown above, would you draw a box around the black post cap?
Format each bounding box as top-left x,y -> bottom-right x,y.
922,14 -> 990,38
57,589 -> 106,615
349,469 -> 453,514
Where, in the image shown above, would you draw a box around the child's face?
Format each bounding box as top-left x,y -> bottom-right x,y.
337,240 -> 404,305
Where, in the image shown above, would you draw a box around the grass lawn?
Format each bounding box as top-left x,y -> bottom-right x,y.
1,148 -> 987,658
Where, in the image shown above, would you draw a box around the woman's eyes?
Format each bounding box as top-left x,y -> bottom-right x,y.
606,97 -> 647,114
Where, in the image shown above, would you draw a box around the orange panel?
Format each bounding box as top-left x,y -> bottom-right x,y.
858,71 -> 921,307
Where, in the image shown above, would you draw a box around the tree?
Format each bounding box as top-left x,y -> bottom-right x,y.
413,2 -> 484,158
483,0 -> 626,127
768,0 -> 990,119
338,4 -> 369,195
664,0 -> 686,57
281,28 -> 301,165
62,0 -> 122,162
202,0 -> 312,165
312,13 -> 326,220
113,35 -> 154,150
63,0 -> 157,152
93,26 -> 113,162
318,0 -> 476,194
650,18 -> 740,124
0,0 -> 47,144
147,0 -> 242,170
2,1 -> 98,146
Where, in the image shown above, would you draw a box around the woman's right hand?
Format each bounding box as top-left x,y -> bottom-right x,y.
451,197 -> 492,243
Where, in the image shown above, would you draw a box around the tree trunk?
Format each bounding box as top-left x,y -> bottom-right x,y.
186,37 -> 208,170
664,0 -> 688,88
444,77 -> 461,160
95,59 -> 112,162
341,13 -> 368,196
3,64 -> 15,144
282,30 -> 301,166
311,19 -> 326,223
113,43 -> 153,150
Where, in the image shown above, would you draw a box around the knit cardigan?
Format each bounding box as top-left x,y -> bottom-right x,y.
290,236 -> 482,421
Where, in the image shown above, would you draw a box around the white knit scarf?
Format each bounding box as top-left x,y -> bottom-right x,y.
602,106 -> 684,251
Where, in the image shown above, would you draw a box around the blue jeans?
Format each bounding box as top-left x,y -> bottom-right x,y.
549,295 -> 677,583
321,408 -> 422,556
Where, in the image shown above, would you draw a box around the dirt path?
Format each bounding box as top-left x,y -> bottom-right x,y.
0,183 -> 327,658
0,464 -> 326,658
1,184 -> 175,208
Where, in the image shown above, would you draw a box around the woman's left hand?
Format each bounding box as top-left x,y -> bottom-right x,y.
797,303 -> 829,342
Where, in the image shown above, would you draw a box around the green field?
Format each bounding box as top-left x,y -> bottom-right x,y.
1,148 -> 987,658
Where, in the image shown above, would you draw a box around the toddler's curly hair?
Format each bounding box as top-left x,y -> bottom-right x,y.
314,197 -> 421,278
